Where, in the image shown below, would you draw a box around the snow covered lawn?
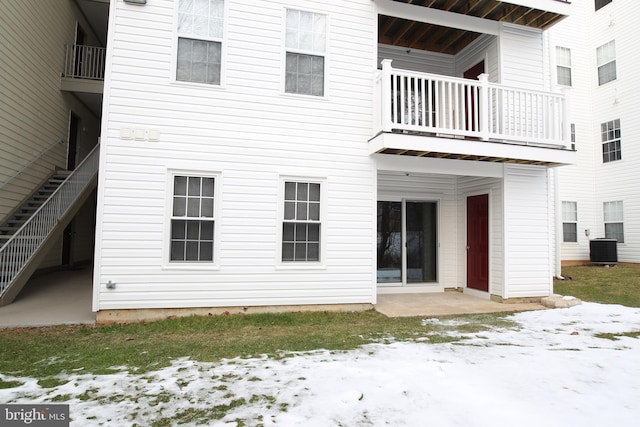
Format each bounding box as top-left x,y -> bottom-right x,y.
1,302 -> 639,426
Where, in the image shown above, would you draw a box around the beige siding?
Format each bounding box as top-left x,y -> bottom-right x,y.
0,0 -> 100,223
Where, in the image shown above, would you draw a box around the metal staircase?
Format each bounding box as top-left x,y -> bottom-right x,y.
0,144 -> 99,305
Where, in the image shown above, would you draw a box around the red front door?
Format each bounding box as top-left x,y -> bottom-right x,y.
467,194 -> 489,292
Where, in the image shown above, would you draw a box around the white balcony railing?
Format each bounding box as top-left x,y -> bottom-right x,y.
374,60 -> 569,147
63,44 -> 106,80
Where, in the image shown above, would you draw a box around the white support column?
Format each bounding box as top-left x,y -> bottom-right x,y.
561,87 -> 572,149
479,73 -> 490,141
381,59 -> 393,133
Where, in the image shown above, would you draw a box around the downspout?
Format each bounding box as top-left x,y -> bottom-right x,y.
554,169 -> 564,280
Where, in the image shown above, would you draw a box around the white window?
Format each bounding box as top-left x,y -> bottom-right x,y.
285,9 -> 327,96
176,0 -> 224,85
556,46 -> 572,86
603,201 -> 624,243
596,41 -> 616,86
170,175 -> 215,262
601,119 -> 621,163
562,201 -> 578,243
562,202 -> 578,242
282,181 -> 321,262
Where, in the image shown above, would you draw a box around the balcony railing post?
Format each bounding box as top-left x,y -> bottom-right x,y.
381,59 -> 393,133
478,73 -> 490,141
561,87 -> 571,149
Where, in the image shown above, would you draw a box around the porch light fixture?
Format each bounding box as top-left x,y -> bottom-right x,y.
123,0 -> 146,5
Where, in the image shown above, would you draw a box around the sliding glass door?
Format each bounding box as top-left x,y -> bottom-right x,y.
377,200 -> 437,285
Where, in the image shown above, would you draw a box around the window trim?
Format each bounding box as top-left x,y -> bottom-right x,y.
562,201 -> 578,243
596,40 -> 616,86
172,0 -> 228,88
163,170 -> 222,270
281,7 -> 330,99
603,200 -> 624,243
601,118 -> 621,163
276,176 -> 327,269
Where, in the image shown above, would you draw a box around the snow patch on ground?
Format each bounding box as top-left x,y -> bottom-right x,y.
1,302 -> 639,426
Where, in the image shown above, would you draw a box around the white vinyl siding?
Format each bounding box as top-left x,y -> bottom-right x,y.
499,24 -> 544,90
556,46 -> 572,86
596,40 -> 616,85
284,9 -> 326,96
503,165 -> 551,298
95,0 -> 376,311
604,201 -> 624,243
176,0 -> 225,85
562,201 -> 578,243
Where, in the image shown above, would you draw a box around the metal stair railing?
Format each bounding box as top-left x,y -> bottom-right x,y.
0,144 -> 100,296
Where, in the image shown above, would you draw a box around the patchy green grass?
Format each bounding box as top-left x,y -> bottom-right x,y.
594,331 -> 640,341
0,310 -> 516,379
556,266 -> 640,307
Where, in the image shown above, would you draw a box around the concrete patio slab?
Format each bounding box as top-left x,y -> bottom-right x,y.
375,291 -> 546,317
0,267 -> 95,328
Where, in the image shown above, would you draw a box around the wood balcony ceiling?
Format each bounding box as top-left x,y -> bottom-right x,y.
380,0 -> 566,55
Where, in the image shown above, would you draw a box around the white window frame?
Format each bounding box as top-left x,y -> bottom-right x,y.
562,201 -> 578,243
277,176 -> 326,269
282,7 -> 329,98
556,46 -> 572,87
603,201 -> 624,243
163,170 -> 221,270
601,118 -> 621,163
172,0 -> 228,87
596,40 -> 616,86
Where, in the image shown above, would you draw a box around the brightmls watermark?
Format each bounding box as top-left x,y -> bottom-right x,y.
0,405 -> 69,426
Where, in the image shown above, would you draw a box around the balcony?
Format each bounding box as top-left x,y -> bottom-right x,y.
371,60 -> 575,166
60,44 -> 106,94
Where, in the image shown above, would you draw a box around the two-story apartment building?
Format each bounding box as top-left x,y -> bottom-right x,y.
550,0 -> 640,266
86,0 -> 574,320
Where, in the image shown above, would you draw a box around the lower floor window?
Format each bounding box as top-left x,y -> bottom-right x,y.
603,200 -> 624,243
562,201 -> 578,243
170,175 -> 215,262
282,181 -> 321,262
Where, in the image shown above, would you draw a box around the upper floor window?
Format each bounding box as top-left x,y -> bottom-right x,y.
562,201 -> 578,243
556,46 -> 572,86
601,119 -> 621,163
595,0 -> 613,11
285,9 -> 327,97
170,175 -> 216,262
282,181 -> 321,262
603,201 -> 624,243
176,0 -> 225,85
596,41 -> 616,86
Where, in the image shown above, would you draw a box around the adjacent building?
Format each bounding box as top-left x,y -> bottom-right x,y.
550,0 -> 640,266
